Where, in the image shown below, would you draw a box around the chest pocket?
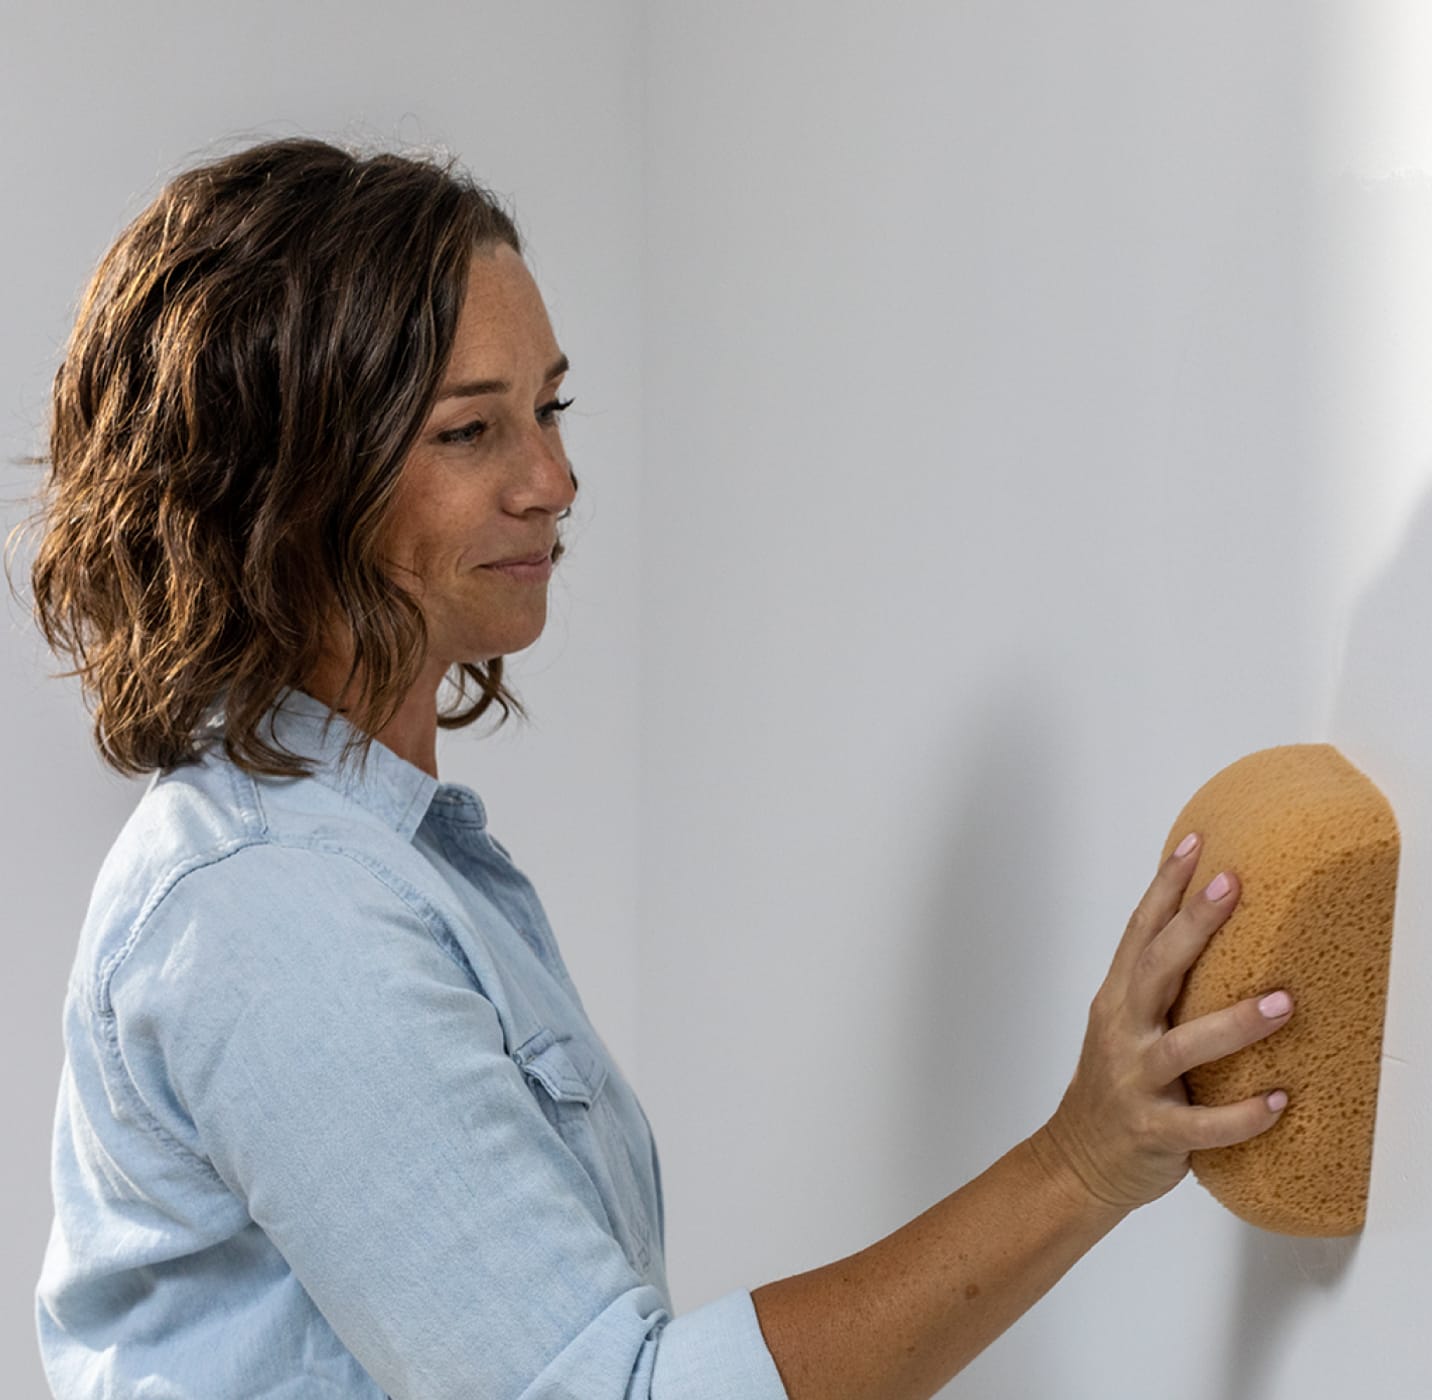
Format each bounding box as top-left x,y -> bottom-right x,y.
512,1027 -> 655,1274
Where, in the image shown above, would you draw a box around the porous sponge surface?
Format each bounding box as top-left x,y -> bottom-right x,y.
1164,743 -> 1399,1236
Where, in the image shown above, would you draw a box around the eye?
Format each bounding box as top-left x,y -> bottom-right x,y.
436,396 -> 574,447
438,419 -> 486,445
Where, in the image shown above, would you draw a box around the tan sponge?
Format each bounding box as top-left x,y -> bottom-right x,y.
1163,743 -> 1399,1236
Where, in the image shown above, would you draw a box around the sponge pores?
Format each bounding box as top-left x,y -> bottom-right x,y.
1163,743 -> 1399,1236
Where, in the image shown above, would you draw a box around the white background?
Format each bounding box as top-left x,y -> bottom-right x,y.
4,4 -> 1429,1396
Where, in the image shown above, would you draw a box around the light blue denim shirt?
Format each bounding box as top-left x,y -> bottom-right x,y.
36,685 -> 789,1399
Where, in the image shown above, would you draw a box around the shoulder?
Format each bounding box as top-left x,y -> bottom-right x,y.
81,753 -> 460,1020
70,755 -> 259,1010
105,837 -> 463,1019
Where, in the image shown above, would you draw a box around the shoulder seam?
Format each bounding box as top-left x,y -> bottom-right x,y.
98,835 -> 475,1014
93,836 -> 478,1177
94,837 -> 268,1016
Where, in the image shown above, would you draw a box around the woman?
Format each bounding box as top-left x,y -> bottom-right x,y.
23,136 -> 1294,1399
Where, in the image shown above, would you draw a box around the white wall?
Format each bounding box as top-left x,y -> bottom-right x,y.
7,3 -> 1431,1397
638,2 -> 1431,1396
0,5 -> 645,1392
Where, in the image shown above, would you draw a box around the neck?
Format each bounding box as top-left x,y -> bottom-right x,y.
301,653 -> 447,781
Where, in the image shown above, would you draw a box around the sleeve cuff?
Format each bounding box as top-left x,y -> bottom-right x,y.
652,1288 -> 789,1399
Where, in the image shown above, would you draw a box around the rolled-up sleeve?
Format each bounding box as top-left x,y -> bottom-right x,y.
107,841 -> 788,1400
650,1289 -> 788,1397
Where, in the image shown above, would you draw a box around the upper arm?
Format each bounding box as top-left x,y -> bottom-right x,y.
109,841 -> 667,1398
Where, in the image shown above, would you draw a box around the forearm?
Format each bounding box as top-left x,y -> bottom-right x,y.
748,1127 -> 1127,1400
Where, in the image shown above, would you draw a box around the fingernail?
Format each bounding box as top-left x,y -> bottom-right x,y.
1204,871 -> 1231,901
1175,832 -> 1199,858
1258,990 -> 1292,1018
1267,1090 -> 1288,1113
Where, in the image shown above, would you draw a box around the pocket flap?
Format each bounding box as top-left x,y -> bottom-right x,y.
512,1027 -> 609,1106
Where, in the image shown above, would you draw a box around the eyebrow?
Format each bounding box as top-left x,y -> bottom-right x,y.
436,354 -> 570,401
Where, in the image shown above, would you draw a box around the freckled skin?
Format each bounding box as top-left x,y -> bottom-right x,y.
305,244 -> 576,778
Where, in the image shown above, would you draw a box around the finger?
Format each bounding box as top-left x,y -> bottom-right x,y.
1108,833 -> 1208,989
1125,867 -> 1241,1024
1166,1090 -> 1289,1152
1146,988 -> 1294,1086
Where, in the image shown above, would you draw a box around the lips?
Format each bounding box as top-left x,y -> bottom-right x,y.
483,548 -> 553,567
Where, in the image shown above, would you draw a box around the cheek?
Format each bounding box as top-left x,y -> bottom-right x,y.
393,499 -> 470,577
384,463 -> 502,582
376,522 -> 441,592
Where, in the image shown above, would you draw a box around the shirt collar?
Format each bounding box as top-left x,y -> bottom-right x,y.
254,685 -> 441,842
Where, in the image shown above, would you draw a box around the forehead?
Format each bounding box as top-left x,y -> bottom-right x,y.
449,244 -> 558,363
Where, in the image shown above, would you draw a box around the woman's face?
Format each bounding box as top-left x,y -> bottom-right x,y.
378,242 -> 576,672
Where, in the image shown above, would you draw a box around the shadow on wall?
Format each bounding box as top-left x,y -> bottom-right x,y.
881,481 -> 1432,1400
894,670 -> 1076,1180
884,661 -> 1362,1400
1315,477 -> 1432,1388
1206,472 -> 1432,1395
885,668 -> 1078,1399
1224,471 -> 1432,1396
1221,1228 -> 1356,1400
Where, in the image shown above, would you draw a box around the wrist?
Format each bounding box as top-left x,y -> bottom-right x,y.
1025,1122 -> 1135,1229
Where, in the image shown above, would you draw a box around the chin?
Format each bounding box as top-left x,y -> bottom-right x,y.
459,625 -> 547,663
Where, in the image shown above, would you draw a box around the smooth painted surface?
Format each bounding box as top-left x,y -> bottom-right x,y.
639,3 -> 1430,1396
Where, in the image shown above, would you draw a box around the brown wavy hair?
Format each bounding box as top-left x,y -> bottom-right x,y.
7,136 -> 577,780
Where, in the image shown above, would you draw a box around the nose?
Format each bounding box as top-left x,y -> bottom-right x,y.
502,423 -> 577,518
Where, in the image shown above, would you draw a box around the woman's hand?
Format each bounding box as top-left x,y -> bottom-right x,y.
1035,832 -> 1293,1213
